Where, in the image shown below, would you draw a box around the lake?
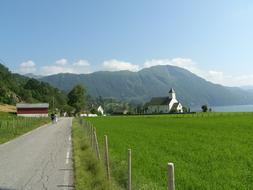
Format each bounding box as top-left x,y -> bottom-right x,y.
192,105 -> 253,112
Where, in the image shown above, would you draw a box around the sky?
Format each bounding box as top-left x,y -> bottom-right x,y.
1,0 -> 253,87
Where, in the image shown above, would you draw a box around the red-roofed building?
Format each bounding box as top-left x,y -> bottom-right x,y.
16,103 -> 49,117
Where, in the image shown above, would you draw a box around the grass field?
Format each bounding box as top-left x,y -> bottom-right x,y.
85,113 -> 253,190
0,112 -> 50,144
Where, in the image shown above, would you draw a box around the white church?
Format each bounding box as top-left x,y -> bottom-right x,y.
145,88 -> 183,114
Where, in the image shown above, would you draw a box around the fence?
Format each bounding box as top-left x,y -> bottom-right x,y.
79,119 -> 175,190
157,111 -> 253,118
0,117 -> 49,137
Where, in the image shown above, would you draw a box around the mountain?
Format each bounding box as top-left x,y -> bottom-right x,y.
40,65 -> 253,107
240,86 -> 253,94
24,73 -> 43,79
0,64 -> 67,109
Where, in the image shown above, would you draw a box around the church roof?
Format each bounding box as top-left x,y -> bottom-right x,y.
146,97 -> 172,106
169,88 -> 175,93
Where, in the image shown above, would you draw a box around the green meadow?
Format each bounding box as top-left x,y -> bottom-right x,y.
0,112 -> 50,144
85,113 -> 253,190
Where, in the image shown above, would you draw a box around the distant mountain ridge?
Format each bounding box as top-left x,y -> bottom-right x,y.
24,73 -> 43,79
40,65 -> 253,107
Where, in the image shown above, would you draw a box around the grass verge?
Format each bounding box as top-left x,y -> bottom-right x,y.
72,118 -> 122,190
0,112 -> 50,144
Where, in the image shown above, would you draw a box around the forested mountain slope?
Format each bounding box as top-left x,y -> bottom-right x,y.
41,65 -> 253,107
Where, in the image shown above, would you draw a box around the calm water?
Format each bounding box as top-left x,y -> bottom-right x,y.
212,105 -> 253,112
192,105 -> 253,112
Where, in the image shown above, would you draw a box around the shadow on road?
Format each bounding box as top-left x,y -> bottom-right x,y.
57,184 -> 75,188
0,187 -> 16,190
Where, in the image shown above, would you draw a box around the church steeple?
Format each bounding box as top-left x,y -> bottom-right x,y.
169,88 -> 176,99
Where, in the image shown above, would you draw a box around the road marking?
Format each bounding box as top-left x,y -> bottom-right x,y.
69,136 -> 71,141
63,170 -> 69,188
66,150 -> 70,164
64,147 -> 72,187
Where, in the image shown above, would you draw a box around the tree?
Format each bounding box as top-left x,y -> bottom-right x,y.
182,106 -> 188,113
97,96 -> 104,107
60,104 -> 74,116
67,85 -> 86,114
136,104 -> 144,114
90,107 -> 97,114
201,105 -> 208,112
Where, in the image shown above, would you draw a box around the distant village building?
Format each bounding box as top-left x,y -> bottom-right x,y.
97,106 -> 104,115
16,103 -> 49,117
80,113 -> 98,117
145,89 -> 183,114
80,105 -> 104,117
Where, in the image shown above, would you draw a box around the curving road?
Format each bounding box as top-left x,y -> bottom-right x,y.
0,117 -> 74,190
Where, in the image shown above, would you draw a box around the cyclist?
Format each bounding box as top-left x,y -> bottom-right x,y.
50,113 -> 55,124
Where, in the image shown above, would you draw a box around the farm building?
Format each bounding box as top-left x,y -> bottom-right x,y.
16,103 -> 49,117
97,105 -> 104,115
145,88 -> 183,114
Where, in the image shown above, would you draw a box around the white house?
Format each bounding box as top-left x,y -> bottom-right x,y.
145,88 -> 183,114
80,113 -> 98,117
97,106 -> 104,115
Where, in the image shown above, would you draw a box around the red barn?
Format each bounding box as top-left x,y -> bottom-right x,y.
16,103 -> 49,117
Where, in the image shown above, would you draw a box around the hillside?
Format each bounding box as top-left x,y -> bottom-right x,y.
40,65 -> 253,107
0,104 -> 16,112
0,63 -> 67,109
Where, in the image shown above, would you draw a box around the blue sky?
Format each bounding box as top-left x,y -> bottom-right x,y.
1,0 -> 253,86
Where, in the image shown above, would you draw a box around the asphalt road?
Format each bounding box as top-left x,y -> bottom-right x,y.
0,117 -> 74,190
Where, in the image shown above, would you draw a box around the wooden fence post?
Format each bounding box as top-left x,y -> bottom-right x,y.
88,122 -> 91,138
104,135 -> 110,182
84,120 -> 87,132
93,129 -> 101,160
128,149 -> 132,190
168,163 -> 175,190
92,127 -> 96,150
86,122 -> 89,135
90,126 -> 94,147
